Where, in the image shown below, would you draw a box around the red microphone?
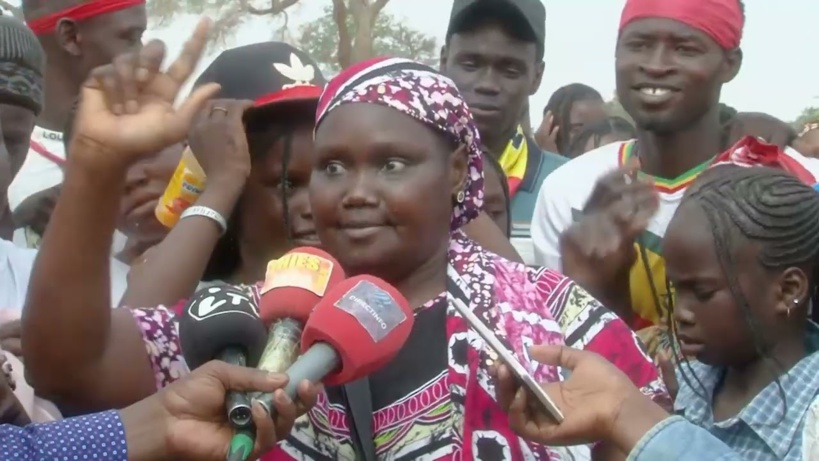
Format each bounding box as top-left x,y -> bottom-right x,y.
252,274 -> 414,414
253,247 -> 346,378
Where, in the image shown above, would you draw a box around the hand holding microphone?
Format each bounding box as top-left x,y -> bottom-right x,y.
253,274 -> 415,416
179,285 -> 268,428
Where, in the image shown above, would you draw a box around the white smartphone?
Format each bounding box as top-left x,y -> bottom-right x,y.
452,301 -> 565,423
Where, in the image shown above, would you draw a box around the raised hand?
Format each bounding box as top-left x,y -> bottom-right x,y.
71,18 -> 221,163
188,99 -> 255,183
559,184 -> 658,320
535,110 -> 560,153
583,157 -> 648,214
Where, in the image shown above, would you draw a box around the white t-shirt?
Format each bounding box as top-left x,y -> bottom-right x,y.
7,125 -> 64,214
0,238 -> 129,310
531,140 -> 819,327
8,125 -> 127,253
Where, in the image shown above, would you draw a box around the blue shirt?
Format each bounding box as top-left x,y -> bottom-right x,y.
674,324 -> 819,460
1,410 -> 127,460
630,416 -> 744,460
509,142 -> 566,264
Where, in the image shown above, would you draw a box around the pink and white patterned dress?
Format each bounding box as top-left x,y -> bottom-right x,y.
132,233 -> 668,461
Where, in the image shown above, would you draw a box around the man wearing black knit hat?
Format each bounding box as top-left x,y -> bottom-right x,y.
440,0 -> 565,264
0,14 -> 44,180
0,14 -> 45,239
0,14 -> 45,306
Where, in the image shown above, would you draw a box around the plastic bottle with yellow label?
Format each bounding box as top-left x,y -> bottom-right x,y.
155,146 -> 207,228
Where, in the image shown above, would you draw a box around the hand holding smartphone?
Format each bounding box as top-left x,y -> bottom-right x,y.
451,301 -> 565,423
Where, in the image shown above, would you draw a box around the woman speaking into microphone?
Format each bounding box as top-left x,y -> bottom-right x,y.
22,17 -> 666,461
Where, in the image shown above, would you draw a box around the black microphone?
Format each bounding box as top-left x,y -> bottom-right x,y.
179,285 -> 268,428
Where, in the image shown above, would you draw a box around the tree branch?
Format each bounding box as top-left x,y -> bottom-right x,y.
372,0 -> 390,15
0,0 -> 23,18
238,0 -> 300,16
332,0 -> 353,69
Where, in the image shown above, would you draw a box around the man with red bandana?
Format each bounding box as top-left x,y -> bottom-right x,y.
8,0 -> 146,250
530,0 -> 819,353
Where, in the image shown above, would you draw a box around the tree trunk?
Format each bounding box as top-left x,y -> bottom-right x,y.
332,0 -> 391,69
331,0 -> 353,69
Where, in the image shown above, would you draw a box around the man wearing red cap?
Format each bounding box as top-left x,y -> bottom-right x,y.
531,0 -> 819,341
8,0 -> 146,250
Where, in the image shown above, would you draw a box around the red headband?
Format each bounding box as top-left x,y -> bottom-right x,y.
710,136 -> 816,185
619,0 -> 743,50
27,0 -> 145,36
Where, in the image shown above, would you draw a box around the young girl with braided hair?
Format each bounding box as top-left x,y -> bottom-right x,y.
663,165 -> 819,460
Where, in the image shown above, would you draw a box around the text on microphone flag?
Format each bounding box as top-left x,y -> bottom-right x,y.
333,280 -> 407,342
188,286 -> 259,321
261,252 -> 334,297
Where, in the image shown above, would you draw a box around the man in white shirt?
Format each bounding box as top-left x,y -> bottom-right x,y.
9,0 -> 147,250
530,0 -> 819,332
0,141 -> 128,309
0,15 -> 45,308
0,15 -> 45,241
0,15 -> 128,309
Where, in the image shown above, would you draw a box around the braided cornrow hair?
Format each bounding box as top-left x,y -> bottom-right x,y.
687,166 -> 819,281
672,165 -> 819,420
542,83 -> 603,154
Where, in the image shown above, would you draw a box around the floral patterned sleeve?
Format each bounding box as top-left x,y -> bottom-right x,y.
130,306 -> 189,390
128,284 -> 261,391
530,267 -> 672,409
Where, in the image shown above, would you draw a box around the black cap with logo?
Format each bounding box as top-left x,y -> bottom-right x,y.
446,0 -> 546,60
194,42 -> 327,110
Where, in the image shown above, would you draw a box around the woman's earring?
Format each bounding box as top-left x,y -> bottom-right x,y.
455,190 -> 466,204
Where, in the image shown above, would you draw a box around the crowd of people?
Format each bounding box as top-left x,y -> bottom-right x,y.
1,0 -> 819,459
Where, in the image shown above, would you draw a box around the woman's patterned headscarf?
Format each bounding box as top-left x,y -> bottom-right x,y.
316,57 -> 484,231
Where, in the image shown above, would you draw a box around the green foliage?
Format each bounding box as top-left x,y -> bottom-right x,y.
792,106 -> 819,131
0,0 -> 23,18
298,5 -> 437,74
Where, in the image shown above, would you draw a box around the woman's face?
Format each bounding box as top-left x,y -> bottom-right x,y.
311,103 -> 466,281
237,121 -> 316,263
567,99 -> 606,146
117,142 -> 183,243
663,201 -> 782,367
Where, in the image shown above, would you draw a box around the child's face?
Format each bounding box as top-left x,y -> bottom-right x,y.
482,166 -> 510,236
117,143 -> 183,243
662,201 -> 783,366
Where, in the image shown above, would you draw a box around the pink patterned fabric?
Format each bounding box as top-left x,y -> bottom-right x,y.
133,235 -> 667,460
